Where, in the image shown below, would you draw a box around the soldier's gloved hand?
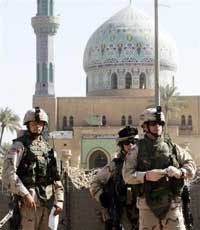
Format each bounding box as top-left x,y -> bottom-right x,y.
99,192 -> 111,208
166,166 -> 183,178
145,169 -> 166,182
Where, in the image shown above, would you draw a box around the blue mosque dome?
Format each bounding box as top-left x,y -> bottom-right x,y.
83,4 -> 177,97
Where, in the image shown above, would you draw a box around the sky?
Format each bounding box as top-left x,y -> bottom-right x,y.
0,0 -> 200,142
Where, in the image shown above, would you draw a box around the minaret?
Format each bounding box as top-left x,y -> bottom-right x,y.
32,0 -> 59,96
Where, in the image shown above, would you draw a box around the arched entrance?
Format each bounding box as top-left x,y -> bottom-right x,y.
88,150 -> 108,169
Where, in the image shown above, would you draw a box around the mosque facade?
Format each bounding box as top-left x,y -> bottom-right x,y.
32,0 -> 200,168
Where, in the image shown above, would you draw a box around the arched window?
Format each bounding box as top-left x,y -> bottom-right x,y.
121,115 -> 126,126
128,115 -> 133,125
63,116 -> 67,130
69,116 -> 74,127
188,115 -> 192,126
181,115 -> 186,126
89,150 -> 108,169
139,72 -> 146,89
111,73 -> 118,89
49,63 -> 53,82
125,72 -> 132,89
102,115 -> 106,126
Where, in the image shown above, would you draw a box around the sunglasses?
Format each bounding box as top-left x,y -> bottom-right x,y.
122,138 -> 136,145
148,121 -> 164,126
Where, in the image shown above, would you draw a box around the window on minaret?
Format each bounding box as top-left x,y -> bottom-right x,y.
49,63 -> 54,82
181,115 -> 186,126
125,72 -> 132,89
41,0 -> 48,15
188,115 -> 192,126
37,63 -> 40,82
37,0 -> 40,15
69,116 -> 74,127
42,63 -> 48,82
139,73 -> 146,89
50,0 -> 54,16
111,73 -> 118,89
121,115 -> 126,126
102,115 -> 106,126
128,115 -> 133,125
63,116 -> 67,130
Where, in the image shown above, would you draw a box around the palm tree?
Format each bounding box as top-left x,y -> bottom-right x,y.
0,107 -> 21,146
160,84 -> 186,134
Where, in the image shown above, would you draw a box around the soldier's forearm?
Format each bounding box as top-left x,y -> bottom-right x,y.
123,170 -> 146,184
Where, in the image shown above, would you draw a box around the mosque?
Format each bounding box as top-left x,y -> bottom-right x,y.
32,0 -> 200,168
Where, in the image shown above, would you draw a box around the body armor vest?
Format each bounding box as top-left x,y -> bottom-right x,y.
137,136 -> 184,219
16,132 -> 60,204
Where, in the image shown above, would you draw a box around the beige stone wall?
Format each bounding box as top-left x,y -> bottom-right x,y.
57,96 -> 154,128
32,94 -> 200,168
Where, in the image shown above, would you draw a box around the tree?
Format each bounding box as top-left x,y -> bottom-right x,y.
0,107 -> 21,146
160,84 -> 186,134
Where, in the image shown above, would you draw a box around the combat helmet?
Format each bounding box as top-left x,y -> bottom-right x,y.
140,107 -> 165,128
23,107 -> 48,125
117,125 -> 138,145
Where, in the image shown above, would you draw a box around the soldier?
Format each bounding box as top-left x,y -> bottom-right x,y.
90,126 -> 139,230
2,107 -> 64,230
123,107 -> 196,230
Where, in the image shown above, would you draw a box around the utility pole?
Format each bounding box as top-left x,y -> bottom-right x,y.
154,0 -> 160,106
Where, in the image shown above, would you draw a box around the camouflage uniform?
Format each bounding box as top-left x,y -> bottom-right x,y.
123,108 -> 196,230
90,126 -> 139,230
2,108 -> 64,230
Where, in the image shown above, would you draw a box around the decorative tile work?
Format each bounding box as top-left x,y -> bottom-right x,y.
83,6 -> 177,72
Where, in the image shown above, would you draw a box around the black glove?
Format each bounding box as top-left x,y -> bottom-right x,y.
99,192 -> 111,208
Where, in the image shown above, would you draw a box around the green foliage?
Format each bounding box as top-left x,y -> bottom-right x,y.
160,84 -> 186,134
0,107 -> 21,146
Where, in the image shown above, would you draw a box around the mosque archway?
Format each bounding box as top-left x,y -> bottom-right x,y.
111,73 -> 118,89
88,150 -> 108,169
125,72 -> 132,89
139,72 -> 146,89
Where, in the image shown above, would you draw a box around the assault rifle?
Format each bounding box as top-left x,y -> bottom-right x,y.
104,177 -> 123,230
102,157 -> 127,230
169,143 -> 194,230
9,195 -> 21,230
181,185 -> 194,230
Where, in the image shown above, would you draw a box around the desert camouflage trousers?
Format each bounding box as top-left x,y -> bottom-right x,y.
19,188 -> 51,230
20,206 -> 50,230
137,197 -> 186,230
